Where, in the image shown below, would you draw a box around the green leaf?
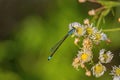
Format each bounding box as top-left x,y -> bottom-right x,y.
98,1 -> 120,8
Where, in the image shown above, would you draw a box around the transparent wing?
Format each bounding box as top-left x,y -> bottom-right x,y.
48,28 -> 75,60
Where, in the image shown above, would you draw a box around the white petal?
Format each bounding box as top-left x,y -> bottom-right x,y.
101,33 -> 107,40
69,22 -> 81,30
113,76 -> 120,80
100,49 -> 105,54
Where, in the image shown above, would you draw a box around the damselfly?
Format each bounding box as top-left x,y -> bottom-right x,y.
48,22 -> 81,61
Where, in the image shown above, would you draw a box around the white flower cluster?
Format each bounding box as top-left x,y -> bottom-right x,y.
69,20 -> 109,45
71,19 -> 114,78
92,49 -> 113,77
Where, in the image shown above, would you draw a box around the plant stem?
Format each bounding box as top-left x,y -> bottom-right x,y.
103,28 -> 120,32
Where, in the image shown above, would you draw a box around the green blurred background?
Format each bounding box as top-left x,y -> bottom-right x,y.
0,0 -> 120,80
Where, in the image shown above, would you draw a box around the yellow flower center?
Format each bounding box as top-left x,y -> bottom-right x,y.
86,27 -> 93,35
76,27 -> 83,35
103,54 -> 108,61
95,64 -> 104,74
81,53 -> 89,61
95,33 -> 101,40
115,68 -> 120,76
